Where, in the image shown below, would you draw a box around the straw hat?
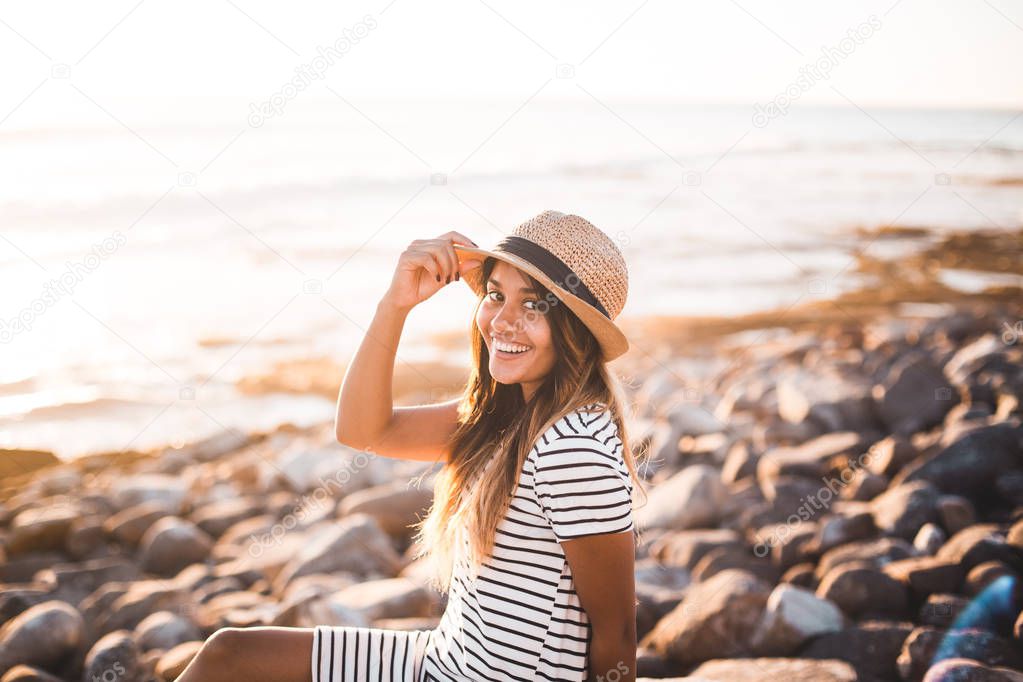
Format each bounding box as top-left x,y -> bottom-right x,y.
453,209 -> 630,361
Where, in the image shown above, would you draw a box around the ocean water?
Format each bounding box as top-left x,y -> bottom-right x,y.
1,95 -> 1021,459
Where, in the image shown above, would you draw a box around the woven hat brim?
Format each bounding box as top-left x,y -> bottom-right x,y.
453,244 -> 629,362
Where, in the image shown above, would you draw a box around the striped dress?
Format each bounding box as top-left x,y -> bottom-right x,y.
311,403 -> 635,682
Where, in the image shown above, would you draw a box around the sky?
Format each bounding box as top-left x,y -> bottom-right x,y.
0,0 -> 1021,127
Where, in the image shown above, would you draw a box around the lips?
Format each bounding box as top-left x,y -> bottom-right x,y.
495,346 -> 531,359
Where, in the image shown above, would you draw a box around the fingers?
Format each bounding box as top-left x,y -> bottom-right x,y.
406,249 -> 443,283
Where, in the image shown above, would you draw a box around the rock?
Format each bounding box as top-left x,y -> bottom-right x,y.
810,510 -> 877,555
0,601 -> 83,677
651,530 -> 744,570
33,556 -> 139,609
776,367 -> 880,433
154,641 -> 202,682
915,523 -> 947,555
882,557 -> 963,597
338,482 -> 434,539
636,465 -> 728,530
135,611 -> 201,652
919,593 -> 970,628
937,496 -> 973,539
273,515 -> 403,591
800,621 -> 914,682
965,561 -> 1014,597
873,353 -> 959,435
189,498 -> 263,539
6,506 -> 79,556
110,474 -> 188,513
936,525 -> 1019,573
640,569 -> 771,666
139,517 -> 214,576
64,516 -> 108,561
102,502 -> 170,547
756,432 -> 863,483
750,584 -> 845,655
907,628 -> 1023,676
82,630 -> 145,682
0,665 -> 64,682
0,450 -> 59,482
274,442 -> 380,495
87,580 -> 196,640
865,435 -> 919,477
815,536 -> 916,578
721,442 -> 757,483
688,658 -> 858,682
328,578 -> 434,622
923,657 -> 1023,681
871,481 -> 941,540
895,424 -> 1022,507
816,561 -> 908,618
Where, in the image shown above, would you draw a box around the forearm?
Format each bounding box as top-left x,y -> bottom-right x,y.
587,629 -> 636,682
335,296 -> 411,447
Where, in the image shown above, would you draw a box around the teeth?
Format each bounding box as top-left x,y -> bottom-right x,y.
495,341 -> 530,353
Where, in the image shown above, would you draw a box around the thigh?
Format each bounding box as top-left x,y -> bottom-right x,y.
217,626 -> 316,682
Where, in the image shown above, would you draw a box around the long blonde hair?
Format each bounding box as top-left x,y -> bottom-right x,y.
412,256 -> 648,593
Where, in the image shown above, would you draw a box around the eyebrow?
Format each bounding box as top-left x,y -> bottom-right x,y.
486,277 -> 538,294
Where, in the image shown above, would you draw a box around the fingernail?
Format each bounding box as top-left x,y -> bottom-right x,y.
436,274 -> 440,282
455,271 -> 460,281
446,275 -> 451,284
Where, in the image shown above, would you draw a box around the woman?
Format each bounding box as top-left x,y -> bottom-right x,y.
174,210 -> 645,682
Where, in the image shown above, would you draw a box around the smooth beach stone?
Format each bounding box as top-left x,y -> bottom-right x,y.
139,517 -> 214,576
0,665 -> 64,682
326,577 -> 435,622
964,561 -> 1015,597
882,556 -> 964,597
810,510 -> 877,555
272,514 -> 403,592
188,497 -> 264,539
894,423 -> 1021,504
135,611 -> 202,652
756,431 -> 863,483
799,620 -> 915,682
34,556 -> 139,608
635,464 -> 728,530
689,657 -> 858,682
274,441 -> 380,495
109,474 -> 188,513
816,561 -> 908,619
905,628 -> 1023,677
82,630 -> 145,682
640,569 -> 771,666
102,501 -> 171,547
814,536 -> 916,579
918,593 -> 970,628
338,481 -> 434,539
936,525 -> 1015,572
750,583 -> 846,656
873,353 -> 959,435
650,529 -> 744,570
88,580 -> 196,640
870,481 -> 942,540
720,441 -> 758,483
0,601 -> 83,677
775,367 -> 879,433
839,467 -> 889,501
6,505 -> 79,556
865,434 -> 919,477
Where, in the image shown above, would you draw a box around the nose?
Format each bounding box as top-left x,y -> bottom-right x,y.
490,303 -> 520,340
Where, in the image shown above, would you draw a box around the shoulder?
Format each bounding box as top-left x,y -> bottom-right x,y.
530,403 -> 623,469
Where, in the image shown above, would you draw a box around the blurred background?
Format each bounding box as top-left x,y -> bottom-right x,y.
2,0 -> 1020,461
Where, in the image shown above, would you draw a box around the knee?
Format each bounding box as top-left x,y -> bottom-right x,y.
202,627 -> 249,664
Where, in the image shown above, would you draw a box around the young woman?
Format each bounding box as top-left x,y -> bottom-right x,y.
174,210 -> 645,682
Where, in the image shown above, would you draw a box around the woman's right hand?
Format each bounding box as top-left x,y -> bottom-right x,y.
382,231 -> 482,311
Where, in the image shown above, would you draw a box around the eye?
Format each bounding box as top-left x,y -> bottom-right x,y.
486,291 -> 539,310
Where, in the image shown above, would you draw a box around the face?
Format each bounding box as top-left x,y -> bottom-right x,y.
476,260 -> 556,402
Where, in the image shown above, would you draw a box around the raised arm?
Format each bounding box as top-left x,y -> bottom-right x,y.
334,231 -> 481,462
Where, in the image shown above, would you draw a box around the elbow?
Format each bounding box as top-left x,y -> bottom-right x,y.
592,620 -> 636,650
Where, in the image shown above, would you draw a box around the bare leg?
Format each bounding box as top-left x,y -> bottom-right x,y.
173,626 -> 315,682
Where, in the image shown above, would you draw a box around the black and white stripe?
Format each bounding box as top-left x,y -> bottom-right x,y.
310,403 -> 633,682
